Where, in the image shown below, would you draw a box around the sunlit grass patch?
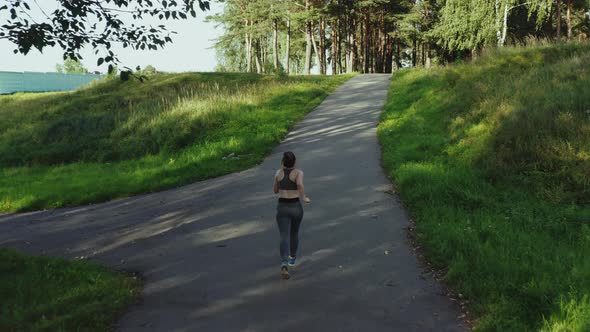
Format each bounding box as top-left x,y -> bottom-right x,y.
541,296 -> 590,332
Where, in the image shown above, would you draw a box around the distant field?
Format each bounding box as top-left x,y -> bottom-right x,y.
378,43 -> 590,331
0,73 -> 353,212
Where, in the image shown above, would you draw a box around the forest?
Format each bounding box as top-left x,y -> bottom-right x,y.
210,0 -> 590,74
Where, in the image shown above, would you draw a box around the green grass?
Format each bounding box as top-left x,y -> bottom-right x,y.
0,249 -> 140,331
0,73 -> 353,212
378,43 -> 590,331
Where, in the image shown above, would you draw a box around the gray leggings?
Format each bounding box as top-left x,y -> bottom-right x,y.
276,201 -> 304,265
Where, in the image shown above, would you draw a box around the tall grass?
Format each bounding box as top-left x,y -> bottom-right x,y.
0,73 -> 352,212
378,43 -> 590,331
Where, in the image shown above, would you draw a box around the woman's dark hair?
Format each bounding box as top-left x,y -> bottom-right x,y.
282,151 -> 296,168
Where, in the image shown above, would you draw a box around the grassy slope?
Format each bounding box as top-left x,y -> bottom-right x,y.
0,73 -> 352,212
0,249 -> 140,331
378,44 -> 590,331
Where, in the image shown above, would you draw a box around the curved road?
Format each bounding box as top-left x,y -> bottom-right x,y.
0,75 -> 467,331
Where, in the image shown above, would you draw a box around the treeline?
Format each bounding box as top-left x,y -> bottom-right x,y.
210,0 -> 590,74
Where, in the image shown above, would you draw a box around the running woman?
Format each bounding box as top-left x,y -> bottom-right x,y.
273,151 -> 311,280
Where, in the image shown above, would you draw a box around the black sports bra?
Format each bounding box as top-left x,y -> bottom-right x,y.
278,168 -> 298,190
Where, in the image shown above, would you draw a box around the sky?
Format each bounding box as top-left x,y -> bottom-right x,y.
0,2 -> 225,73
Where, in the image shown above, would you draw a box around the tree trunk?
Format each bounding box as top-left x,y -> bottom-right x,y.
332,19 -> 338,75
372,24 -> 375,72
304,0 -> 312,75
500,1 -> 509,47
245,20 -> 252,72
261,37 -> 267,70
359,20 -> 364,72
286,15 -> 291,75
424,4 -> 431,69
319,17 -> 326,75
380,13 -> 391,73
412,35 -> 417,67
426,42 -> 431,68
421,42 -> 425,66
566,0 -> 572,41
305,29 -> 312,75
311,21 -> 321,74
358,20 -> 363,72
273,19 -> 279,70
245,33 -> 252,72
347,17 -> 355,73
344,16 -> 349,73
395,38 -> 402,70
338,18 -> 344,74
255,39 -> 262,74
364,14 -> 370,73
495,0 -> 502,46
352,18 -> 357,72
385,35 -> 393,73
556,0 -> 562,40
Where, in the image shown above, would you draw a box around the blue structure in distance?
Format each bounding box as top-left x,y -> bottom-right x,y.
0,71 -> 105,94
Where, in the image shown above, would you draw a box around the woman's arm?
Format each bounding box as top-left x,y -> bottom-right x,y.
273,170 -> 279,194
296,171 -> 311,203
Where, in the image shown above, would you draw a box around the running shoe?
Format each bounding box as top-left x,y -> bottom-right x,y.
280,265 -> 290,280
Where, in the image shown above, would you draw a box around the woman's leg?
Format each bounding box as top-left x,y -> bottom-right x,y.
276,204 -> 291,266
289,204 -> 304,258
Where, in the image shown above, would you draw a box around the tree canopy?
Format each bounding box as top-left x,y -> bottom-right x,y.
0,0 -> 211,70
55,58 -> 89,73
211,0 -> 590,74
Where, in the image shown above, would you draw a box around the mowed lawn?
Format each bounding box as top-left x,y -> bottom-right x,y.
0,73 -> 353,212
378,43 -> 590,331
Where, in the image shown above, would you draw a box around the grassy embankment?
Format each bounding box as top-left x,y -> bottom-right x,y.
378,43 -> 590,331
0,249 -> 140,331
0,73 -> 352,212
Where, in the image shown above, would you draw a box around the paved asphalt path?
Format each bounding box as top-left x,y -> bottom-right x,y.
0,74 -> 467,332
